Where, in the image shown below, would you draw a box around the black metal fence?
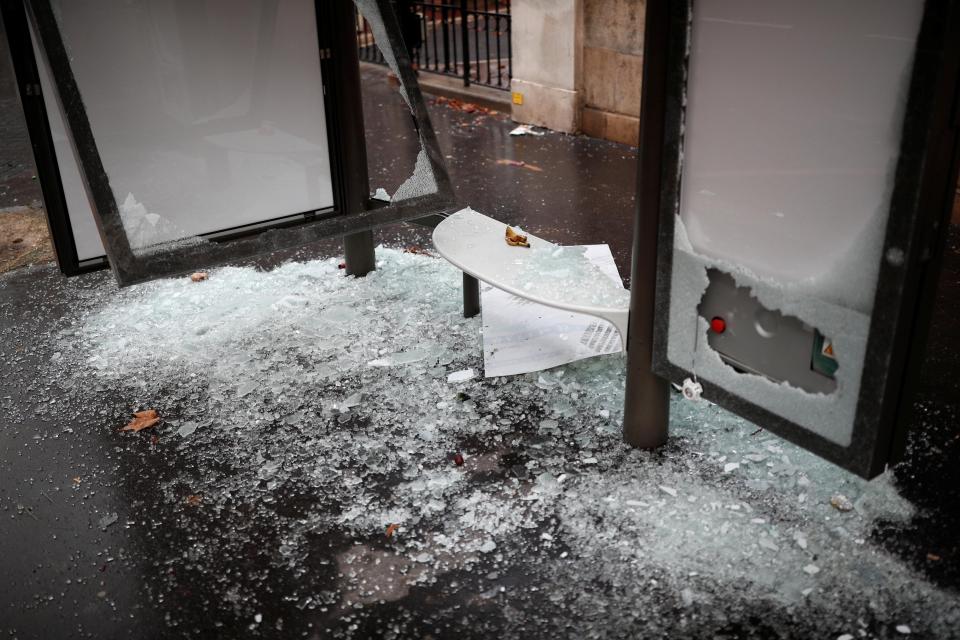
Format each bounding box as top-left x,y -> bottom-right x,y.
357,1 -> 512,90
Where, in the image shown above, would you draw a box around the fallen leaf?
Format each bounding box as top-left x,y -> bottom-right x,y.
385,523 -> 398,538
433,96 -> 494,115
72,476 -> 81,485
121,409 -> 161,432
505,226 -> 530,248
190,272 -> 208,282
927,553 -> 941,561
404,245 -> 432,256
496,158 -> 543,172
185,494 -> 203,507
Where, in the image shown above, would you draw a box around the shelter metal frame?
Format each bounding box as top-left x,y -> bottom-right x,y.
631,0 -> 960,478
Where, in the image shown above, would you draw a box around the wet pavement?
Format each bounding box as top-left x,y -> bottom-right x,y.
1,52 -> 959,640
359,64 -> 639,285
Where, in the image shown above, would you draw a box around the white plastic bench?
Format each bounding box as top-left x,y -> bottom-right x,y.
432,207 -> 630,349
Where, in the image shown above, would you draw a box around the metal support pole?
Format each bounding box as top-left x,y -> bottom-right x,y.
623,0 -> 670,449
462,273 -> 480,318
442,5 -> 451,72
460,0 -> 471,87
334,2 -> 374,278
344,230 -> 376,277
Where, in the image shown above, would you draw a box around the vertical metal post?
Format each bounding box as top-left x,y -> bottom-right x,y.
441,4 -> 451,72
495,0 -> 503,87
460,0 -> 471,87
623,0 -> 670,449
462,273 -> 480,318
329,0 -> 376,277
483,0 -> 490,85
505,0 -> 512,83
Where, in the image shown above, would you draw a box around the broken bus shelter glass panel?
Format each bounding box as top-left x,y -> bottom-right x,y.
18,0 -> 454,284
649,0 -> 960,477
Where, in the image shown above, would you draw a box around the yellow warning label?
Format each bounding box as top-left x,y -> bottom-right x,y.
512,92 -> 524,105
822,339 -> 835,359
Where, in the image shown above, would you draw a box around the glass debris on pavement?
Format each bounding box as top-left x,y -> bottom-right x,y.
1,248 -> 955,637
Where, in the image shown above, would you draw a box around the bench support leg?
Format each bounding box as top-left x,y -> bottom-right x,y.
462,273 -> 480,318
344,230 -> 376,277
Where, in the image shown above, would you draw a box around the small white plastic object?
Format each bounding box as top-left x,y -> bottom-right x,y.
681,377 -> 703,401
509,124 -> 545,137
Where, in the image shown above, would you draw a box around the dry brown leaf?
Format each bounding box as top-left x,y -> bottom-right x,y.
71,476 -> 81,485
403,245 -> 432,256
434,96 -> 493,115
121,409 -> 160,432
185,494 -> 203,507
927,553 -> 941,562
495,158 -> 543,172
385,523 -> 398,538
505,226 -> 530,248
190,272 -> 208,282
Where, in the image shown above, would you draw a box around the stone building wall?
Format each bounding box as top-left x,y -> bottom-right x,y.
509,0 -> 584,133
580,0 -> 644,145
509,0 -> 645,145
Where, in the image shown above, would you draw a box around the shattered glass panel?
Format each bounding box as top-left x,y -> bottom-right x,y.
48,0 -> 334,254
355,0 -> 439,203
667,0 -> 924,446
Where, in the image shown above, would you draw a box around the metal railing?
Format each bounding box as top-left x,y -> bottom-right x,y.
357,1 -> 512,90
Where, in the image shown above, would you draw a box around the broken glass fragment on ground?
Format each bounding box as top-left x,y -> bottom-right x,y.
446,369 -> 475,383
97,512 -> 119,530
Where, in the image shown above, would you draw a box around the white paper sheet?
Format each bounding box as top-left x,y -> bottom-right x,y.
481,245 -> 625,377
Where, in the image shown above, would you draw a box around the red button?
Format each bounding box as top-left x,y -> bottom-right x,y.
710,317 -> 726,333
